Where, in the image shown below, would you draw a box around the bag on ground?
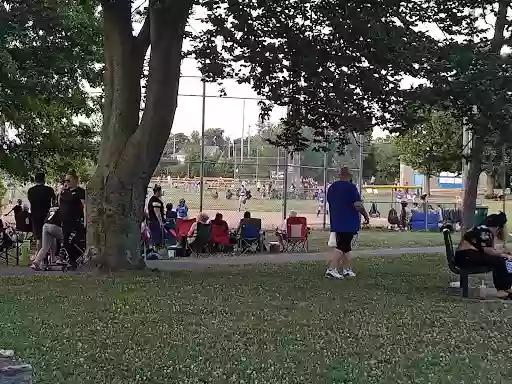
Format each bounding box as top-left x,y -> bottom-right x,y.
328,232 -> 337,247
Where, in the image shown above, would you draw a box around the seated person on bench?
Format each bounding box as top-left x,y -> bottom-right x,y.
455,212 -> 512,299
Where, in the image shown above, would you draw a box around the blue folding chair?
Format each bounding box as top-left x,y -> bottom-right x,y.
237,218 -> 263,254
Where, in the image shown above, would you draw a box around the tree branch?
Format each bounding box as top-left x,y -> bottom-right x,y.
135,15 -> 150,59
491,0 -> 510,53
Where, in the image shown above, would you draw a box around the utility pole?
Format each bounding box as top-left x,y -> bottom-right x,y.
283,150 -> 289,220
248,124 -> 251,157
234,142 -> 237,179
199,80 -> 206,212
256,148 -> 259,181
241,100 -> 245,164
322,149 -> 328,230
358,133 -> 364,193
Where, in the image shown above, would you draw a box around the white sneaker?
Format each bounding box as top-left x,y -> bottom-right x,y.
343,268 -> 356,277
325,268 -> 344,279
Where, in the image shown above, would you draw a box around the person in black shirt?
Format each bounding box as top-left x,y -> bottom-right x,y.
165,203 -> 177,220
16,205 -> 31,234
5,199 -> 22,226
147,185 -> 164,248
59,171 -> 86,269
455,212 -> 512,299
27,172 -> 56,257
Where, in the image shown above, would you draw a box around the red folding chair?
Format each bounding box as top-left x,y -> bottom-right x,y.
175,218 -> 196,241
284,216 -> 308,252
211,223 -> 231,249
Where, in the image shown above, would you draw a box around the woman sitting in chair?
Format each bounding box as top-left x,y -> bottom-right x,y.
276,210 -> 297,250
187,212 -> 209,249
210,213 -> 232,251
236,211 -> 252,234
455,212 -> 512,299
211,213 -> 229,232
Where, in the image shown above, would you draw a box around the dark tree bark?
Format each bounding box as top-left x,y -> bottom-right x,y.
485,172 -> 496,198
87,0 -> 193,270
462,136 -> 483,232
461,0 -> 509,233
424,167 -> 432,197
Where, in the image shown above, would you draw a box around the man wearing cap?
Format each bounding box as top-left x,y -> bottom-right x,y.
326,167 -> 370,279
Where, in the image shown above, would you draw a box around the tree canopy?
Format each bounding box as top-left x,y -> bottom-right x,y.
9,0 -> 512,268
392,0 -> 512,227
0,0 -> 101,180
191,0 -> 436,152
395,110 -> 462,194
365,137 -> 400,184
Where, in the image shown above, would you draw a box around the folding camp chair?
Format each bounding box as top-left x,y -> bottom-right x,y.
284,216 -> 308,252
176,218 -> 196,255
163,219 -> 178,247
189,222 -> 211,255
0,224 -> 19,265
140,221 -> 151,260
176,218 -> 196,239
237,218 -> 263,254
211,223 -> 232,252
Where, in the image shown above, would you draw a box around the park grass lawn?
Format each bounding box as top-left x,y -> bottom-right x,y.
2,253 -> 512,383
305,230 -> 444,252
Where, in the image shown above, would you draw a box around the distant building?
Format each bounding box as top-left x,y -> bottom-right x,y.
400,161 -> 486,191
204,145 -> 219,157
170,150 -> 187,164
169,146 -> 219,164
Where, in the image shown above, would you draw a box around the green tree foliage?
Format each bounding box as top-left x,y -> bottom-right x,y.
0,1 -> 101,179
395,111 -> 462,195
192,0 -> 435,152
393,0 -> 512,228
203,128 -> 227,148
480,133 -> 512,197
367,137 -> 400,184
162,133 -> 189,157
84,0 -> 465,269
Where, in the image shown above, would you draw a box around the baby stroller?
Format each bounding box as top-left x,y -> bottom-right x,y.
0,222 -> 18,265
43,229 -> 87,272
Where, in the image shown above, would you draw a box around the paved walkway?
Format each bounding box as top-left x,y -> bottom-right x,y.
0,246 -> 445,276
145,246 -> 445,271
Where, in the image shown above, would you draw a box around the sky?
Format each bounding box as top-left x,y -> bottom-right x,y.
137,2 -> 503,141
173,59 -> 289,140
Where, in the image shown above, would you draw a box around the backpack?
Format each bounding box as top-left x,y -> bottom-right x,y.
369,202 -> 380,218
387,208 -> 399,225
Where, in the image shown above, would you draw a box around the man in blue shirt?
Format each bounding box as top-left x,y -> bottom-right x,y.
326,167 -> 370,279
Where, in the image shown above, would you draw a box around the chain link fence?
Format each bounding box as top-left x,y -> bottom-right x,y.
152,159 -> 364,231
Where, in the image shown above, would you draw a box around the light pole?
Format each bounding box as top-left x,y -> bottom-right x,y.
241,99 -> 245,165
199,80 -> 206,212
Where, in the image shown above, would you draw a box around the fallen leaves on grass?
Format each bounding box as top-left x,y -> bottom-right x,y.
1,254 -> 512,383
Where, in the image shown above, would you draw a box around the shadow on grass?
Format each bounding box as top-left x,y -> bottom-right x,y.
2,253 -> 512,384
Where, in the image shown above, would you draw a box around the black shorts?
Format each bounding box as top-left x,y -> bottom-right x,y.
32,218 -> 45,240
335,232 -> 356,253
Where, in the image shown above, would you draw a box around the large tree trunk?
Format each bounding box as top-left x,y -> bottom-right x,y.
87,0 -> 193,270
485,172 -> 495,198
462,136 -> 484,232
424,173 -> 431,196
